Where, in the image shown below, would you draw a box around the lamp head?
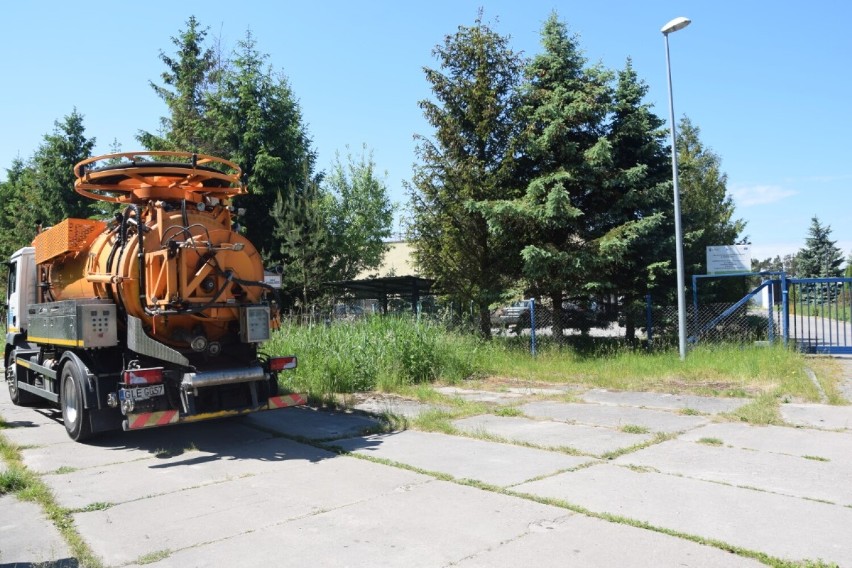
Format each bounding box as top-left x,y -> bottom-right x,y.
661,17 -> 691,35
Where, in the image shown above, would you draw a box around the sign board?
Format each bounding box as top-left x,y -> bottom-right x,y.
706,245 -> 751,275
263,272 -> 282,288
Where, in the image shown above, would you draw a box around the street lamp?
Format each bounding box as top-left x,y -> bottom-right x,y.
662,16 -> 691,360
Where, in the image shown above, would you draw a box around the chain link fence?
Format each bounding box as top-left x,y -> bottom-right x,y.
280,293 -> 784,353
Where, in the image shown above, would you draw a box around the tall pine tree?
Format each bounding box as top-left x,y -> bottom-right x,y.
409,13 -> 524,337
597,59 -> 671,339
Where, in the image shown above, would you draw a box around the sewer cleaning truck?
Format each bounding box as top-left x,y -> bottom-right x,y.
4,151 -> 304,441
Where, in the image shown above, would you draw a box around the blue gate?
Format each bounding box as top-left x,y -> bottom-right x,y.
687,274 -> 852,354
785,277 -> 852,354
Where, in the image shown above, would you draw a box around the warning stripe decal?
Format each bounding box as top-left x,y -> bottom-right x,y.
128,410 -> 179,430
268,394 -> 307,409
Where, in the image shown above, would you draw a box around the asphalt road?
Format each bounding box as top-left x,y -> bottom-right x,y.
2,374 -> 852,567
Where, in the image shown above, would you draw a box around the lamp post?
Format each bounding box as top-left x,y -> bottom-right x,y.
662,16 -> 691,360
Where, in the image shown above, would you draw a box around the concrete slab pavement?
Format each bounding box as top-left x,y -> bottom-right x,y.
334,430 -> 594,487
121,478 -> 763,568
0,494 -> 75,567
242,404 -> 380,439
452,414 -> 655,457
520,400 -> 709,433
75,457 -> 432,566
780,402 -> 852,430
43,436 -> 336,510
679,421 -> 852,462
515,463 -> 852,566
614,438 -> 852,506
580,388 -> 751,414
453,513 -> 765,568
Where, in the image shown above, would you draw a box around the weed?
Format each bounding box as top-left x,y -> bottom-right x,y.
136,549 -> 172,564
620,424 -> 650,434
80,502 -> 113,512
680,408 -> 703,416
697,437 -> 724,446
803,455 -> 830,462
494,406 -> 524,417
722,393 -> 783,425
54,466 -> 77,475
0,466 -> 30,494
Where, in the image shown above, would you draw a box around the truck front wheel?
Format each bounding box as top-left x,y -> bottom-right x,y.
7,349 -> 37,406
61,364 -> 92,442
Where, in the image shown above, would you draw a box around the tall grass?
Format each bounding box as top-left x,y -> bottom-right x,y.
264,317 -> 830,403
264,316 -> 487,400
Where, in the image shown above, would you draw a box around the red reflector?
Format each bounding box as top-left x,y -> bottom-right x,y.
124,368 -> 164,385
269,356 -> 297,371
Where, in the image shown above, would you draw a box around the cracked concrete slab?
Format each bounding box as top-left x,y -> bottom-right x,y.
75,456 -> 431,566
334,430 -> 593,487
678,421 -> 852,462
779,403 -> 852,430
520,401 -> 708,433
122,480 -> 574,568
514,463 -> 852,566
614,438 -> 852,506
43,436 -> 335,510
0,494 -> 74,567
580,389 -> 750,414
453,512 -> 764,568
452,414 -> 654,457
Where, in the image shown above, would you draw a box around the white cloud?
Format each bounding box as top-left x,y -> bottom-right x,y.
728,184 -> 797,207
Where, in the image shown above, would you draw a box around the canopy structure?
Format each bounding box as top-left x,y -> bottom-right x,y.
326,276 -> 436,314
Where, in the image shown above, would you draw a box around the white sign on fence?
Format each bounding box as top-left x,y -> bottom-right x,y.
706,245 -> 751,275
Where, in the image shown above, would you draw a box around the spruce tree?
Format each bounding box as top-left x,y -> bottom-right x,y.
797,216 -> 843,277
409,13 -> 524,337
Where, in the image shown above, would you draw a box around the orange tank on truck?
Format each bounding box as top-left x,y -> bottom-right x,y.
4,152 -> 304,441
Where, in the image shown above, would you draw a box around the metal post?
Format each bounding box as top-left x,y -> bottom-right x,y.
781,272 -> 789,347
529,298 -> 537,357
645,294 -> 654,346
664,29 -> 688,360
766,279 -> 774,343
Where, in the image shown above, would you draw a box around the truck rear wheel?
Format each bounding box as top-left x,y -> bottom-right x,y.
7,349 -> 37,406
61,364 -> 92,441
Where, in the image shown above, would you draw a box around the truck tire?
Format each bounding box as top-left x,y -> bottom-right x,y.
7,348 -> 37,406
61,364 -> 92,442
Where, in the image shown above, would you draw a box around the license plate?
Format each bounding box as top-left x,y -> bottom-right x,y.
120,384 -> 165,401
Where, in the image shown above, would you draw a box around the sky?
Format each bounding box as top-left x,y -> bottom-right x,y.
1,1 -> 850,265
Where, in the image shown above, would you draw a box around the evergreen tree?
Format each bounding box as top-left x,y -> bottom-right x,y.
409,13 -> 524,337
598,58 -> 671,339
676,116 -> 745,276
797,216 -> 843,277
32,110 -> 96,222
273,178 -> 330,311
138,16 -> 219,153
207,30 -> 315,259
478,13 -> 612,339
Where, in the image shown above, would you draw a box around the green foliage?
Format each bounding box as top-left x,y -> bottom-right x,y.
208,30 -> 315,258
264,316 -> 485,398
486,13 -> 612,327
409,12 -> 524,337
322,146 -> 395,281
273,177 -> 331,310
0,109 -> 96,273
796,216 -> 843,277
138,15 -> 219,153
677,117 -> 746,276
140,19 -> 316,260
